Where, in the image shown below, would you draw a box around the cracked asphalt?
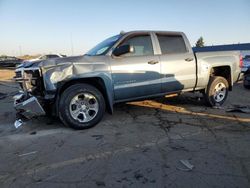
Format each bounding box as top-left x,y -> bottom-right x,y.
0,69 -> 250,188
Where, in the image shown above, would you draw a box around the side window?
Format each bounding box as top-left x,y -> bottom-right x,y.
120,35 -> 154,57
157,34 -> 187,54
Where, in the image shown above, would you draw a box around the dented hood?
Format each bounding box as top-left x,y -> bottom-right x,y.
21,55 -> 102,68
23,55 -> 111,92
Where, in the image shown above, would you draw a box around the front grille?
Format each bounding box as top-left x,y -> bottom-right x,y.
14,68 -> 44,96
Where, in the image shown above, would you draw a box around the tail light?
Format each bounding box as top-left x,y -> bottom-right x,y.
239,54 -> 243,68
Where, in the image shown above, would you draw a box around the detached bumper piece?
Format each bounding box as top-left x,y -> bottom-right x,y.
14,93 -> 45,119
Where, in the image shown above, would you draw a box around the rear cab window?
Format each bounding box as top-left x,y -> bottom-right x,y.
156,34 -> 187,54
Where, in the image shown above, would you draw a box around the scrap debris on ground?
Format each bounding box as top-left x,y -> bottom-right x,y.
177,160 -> 195,172
227,105 -> 250,114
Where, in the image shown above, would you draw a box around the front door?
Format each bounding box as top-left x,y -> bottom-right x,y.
110,34 -> 161,101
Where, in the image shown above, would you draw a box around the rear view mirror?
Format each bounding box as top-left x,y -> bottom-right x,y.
113,45 -> 134,56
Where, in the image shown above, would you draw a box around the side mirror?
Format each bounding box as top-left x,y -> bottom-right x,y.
113,45 -> 134,56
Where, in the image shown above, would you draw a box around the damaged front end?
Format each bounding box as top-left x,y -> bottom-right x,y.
13,55 -> 114,124
13,67 -> 46,119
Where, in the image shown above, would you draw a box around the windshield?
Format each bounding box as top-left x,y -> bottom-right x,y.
85,34 -> 121,56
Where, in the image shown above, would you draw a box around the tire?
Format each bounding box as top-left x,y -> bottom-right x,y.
59,83 -> 106,130
204,76 -> 229,107
243,74 -> 250,89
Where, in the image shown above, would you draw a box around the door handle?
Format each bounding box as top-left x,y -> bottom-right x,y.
148,60 -> 159,65
185,58 -> 194,62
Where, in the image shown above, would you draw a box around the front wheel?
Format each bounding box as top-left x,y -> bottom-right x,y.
204,76 -> 229,107
59,84 -> 106,130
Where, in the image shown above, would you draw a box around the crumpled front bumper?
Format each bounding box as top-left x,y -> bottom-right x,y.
14,92 -> 46,119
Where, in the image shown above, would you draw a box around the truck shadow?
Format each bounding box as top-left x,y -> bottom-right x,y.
122,98 -> 250,125
155,93 -> 204,106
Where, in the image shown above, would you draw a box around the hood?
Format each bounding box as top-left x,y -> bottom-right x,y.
18,60 -> 43,68
18,55 -> 105,69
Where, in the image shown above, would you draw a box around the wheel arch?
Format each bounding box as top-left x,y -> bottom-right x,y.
55,77 -> 114,115
209,66 -> 232,90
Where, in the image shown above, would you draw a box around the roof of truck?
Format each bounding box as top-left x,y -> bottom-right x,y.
121,30 -> 184,35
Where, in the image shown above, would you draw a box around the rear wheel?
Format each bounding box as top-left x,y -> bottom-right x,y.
59,84 -> 105,130
204,76 -> 229,107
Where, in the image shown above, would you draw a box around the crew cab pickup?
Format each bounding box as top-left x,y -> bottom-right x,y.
14,31 -> 242,129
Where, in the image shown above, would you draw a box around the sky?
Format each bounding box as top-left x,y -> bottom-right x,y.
0,0 -> 250,56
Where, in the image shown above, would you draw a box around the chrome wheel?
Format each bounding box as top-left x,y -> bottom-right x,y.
213,82 -> 226,102
69,93 -> 99,123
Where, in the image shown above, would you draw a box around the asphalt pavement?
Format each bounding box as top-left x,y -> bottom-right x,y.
0,69 -> 250,188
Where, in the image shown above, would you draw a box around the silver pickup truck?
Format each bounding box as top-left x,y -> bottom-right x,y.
14,31 -> 242,129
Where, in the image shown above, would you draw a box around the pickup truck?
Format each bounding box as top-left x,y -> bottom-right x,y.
14,31 -> 242,129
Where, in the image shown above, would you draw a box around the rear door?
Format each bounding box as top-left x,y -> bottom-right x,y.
110,33 -> 161,101
154,33 -> 196,92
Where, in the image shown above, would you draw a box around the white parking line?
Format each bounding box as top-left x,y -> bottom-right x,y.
18,151 -> 37,157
